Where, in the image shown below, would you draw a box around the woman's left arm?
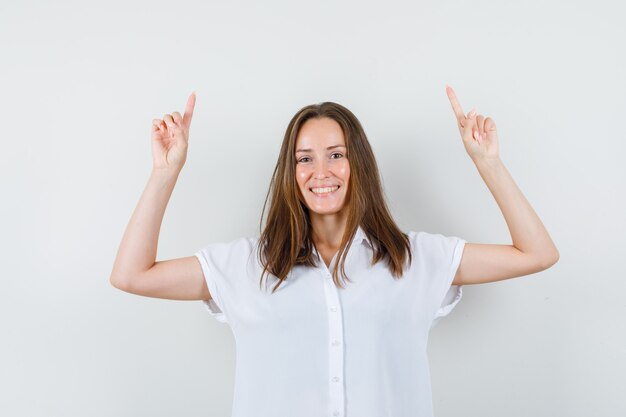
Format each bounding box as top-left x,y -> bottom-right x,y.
445,85 -> 559,286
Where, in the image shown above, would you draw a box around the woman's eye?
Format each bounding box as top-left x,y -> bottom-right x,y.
297,153 -> 343,163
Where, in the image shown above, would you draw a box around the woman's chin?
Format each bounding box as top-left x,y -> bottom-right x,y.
306,203 -> 347,216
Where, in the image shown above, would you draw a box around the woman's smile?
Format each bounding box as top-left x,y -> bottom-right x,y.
310,185 -> 340,197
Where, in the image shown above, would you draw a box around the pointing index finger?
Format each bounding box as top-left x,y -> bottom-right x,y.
182,91 -> 196,128
445,85 -> 465,121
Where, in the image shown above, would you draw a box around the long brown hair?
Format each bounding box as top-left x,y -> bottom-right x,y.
256,102 -> 412,293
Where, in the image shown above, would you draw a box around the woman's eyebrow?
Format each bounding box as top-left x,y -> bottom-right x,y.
295,145 -> 346,153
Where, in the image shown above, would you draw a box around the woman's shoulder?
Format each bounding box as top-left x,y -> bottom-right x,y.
407,229 -> 464,249
195,235 -> 263,274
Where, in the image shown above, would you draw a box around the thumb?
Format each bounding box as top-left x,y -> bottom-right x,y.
462,115 -> 476,142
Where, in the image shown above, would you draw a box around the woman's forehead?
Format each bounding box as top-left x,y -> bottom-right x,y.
295,118 -> 345,149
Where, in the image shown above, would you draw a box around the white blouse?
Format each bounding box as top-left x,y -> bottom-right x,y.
194,226 -> 466,417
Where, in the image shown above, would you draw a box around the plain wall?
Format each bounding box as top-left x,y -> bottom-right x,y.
1,0 -> 624,416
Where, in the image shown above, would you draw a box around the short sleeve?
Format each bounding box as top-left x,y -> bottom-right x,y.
412,231 -> 466,330
194,236 -> 256,325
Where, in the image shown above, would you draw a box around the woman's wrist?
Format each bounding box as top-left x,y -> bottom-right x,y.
473,155 -> 503,170
150,166 -> 182,183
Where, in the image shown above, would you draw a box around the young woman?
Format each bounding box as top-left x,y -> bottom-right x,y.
110,87 -> 559,417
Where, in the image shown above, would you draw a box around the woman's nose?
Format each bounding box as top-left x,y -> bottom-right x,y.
313,159 -> 330,177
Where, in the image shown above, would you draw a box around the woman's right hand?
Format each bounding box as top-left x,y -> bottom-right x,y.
151,92 -> 196,172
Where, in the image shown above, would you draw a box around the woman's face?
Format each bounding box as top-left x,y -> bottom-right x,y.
295,117 -> 350,216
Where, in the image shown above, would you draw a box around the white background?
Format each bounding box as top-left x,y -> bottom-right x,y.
1,0 -> 624,416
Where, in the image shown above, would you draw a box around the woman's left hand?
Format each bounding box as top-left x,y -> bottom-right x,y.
445,85 -> 500,162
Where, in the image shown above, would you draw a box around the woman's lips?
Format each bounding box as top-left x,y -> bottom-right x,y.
310,185 -> 340,197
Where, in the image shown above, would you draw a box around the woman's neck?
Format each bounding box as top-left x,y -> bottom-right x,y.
309,212 -> 348,248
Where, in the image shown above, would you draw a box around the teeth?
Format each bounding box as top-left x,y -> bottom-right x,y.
311,186 -> 339,194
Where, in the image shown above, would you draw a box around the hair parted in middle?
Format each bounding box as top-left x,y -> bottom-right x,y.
256,101 -> 412,293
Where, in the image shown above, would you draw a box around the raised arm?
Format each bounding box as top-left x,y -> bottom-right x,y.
445,85 -> 559,286
109,92 -> 210,301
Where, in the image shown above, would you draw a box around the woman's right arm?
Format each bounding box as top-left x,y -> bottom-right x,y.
109,92 -> 211,301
